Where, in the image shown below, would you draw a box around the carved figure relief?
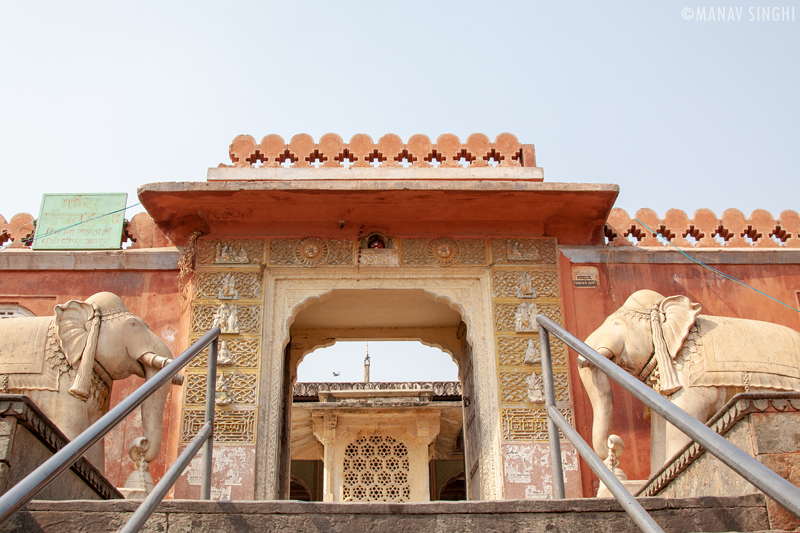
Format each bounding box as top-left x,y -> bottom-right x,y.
516,272 -> 538,299
492,270 -> 558,299
217,340 -> 235,366
215,242 -> 251,264
185,373 -> 257,405
490,238 -> 557,265
215,374 -> 233,406
495,303 -> 561,332
194,272 -> 261,301
211,304 -> 240,334
523,338 -> 541,365
190,338 -> 258,368
193,304 -> 260,335
513,302 -> 539,333
525,371 -> 545,404
217,274 -> 239,300
507,239 -> 540,261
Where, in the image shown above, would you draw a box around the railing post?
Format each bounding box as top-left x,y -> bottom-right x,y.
200,337 -> 218,500
538,319 -> 565,499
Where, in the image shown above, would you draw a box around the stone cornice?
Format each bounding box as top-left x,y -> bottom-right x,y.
0,248 -> 180,270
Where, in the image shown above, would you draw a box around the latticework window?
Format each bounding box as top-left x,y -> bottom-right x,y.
342,435 -> 410,502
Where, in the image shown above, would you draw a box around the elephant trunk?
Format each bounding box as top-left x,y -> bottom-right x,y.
139,345 -> 173,464
579,364 -> 614,460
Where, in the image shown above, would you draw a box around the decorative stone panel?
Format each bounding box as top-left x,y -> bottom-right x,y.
501,408 -> 574,441
269,239 -> 355,267
194,271 -> 263,301
494,303 -> 562,332
198,239 -> 265,265
185,373 -> 258,406
190,304 -> 261,334
497,336 -> 567,367
189,338 -> 260,369
492,270 -> 559,299
182,408 -> 256,443
490,239 -> 557,266
499,371 -> 570,405
400,239 -> 486,266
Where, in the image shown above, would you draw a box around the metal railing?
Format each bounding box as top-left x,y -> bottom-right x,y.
536,315 -> 800,533
0,327 -> 221,532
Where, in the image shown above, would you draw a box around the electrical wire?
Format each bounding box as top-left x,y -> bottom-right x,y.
634,218 -> 800,313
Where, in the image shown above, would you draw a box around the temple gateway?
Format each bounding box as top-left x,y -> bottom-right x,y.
2,133 -> 800,527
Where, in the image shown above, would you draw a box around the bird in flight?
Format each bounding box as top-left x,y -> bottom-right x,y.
332,371 -> 340,377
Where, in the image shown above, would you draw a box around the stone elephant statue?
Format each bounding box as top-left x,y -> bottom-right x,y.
0,292 -> 180,476
579,289 -> 800,473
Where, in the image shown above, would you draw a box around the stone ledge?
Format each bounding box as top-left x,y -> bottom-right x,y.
18,492 -> 767,514
208,166 -> 545,182
0,248 -> 180,270
3,494 -> 769,533
560,246 -> 800,264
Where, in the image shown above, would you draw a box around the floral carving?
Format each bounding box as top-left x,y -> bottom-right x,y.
401,238 -> 486,266
428,237 -> 460,266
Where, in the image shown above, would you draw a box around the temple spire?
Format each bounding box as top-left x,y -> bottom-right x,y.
364,342 -> 371,383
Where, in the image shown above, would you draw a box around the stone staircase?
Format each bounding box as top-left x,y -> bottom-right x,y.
0,493 -> 785,533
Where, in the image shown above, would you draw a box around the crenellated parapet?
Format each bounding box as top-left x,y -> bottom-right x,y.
0,213 -> 35,248
223,133 -> 536,169
0,212 -> 172,249
605,208 -> 800,248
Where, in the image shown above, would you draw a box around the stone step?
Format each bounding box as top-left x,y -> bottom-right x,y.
0,494 -> 777,533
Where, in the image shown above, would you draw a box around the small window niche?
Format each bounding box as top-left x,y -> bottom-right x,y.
360,231 -> 393,250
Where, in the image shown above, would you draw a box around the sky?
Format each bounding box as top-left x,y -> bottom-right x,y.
1,1 -> 798,379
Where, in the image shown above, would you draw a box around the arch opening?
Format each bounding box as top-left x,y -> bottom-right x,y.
282,288 -> 472,502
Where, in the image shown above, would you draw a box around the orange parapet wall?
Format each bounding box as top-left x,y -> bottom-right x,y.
225,133 -> 537,169
606,208 -> 800,248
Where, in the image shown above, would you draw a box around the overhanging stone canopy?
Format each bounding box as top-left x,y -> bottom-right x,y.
137,133 -> 619,246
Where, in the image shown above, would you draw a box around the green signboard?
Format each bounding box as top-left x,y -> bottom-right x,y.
32,193 -> 128,250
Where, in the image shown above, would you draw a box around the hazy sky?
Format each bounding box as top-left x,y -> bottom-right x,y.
2,1 -> 797,379
1,1 -> 797,221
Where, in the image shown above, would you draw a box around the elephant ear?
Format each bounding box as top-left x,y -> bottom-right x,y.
659,296 -> 702,358
54,300 -> 94,367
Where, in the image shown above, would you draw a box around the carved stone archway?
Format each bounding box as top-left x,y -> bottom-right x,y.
254,269 -> 503,501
